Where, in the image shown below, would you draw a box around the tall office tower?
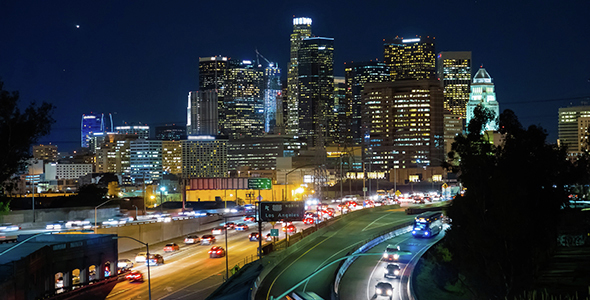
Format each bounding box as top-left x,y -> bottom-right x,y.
33,144 -> 58,162
444,113 -> 463,155
466,68 -> 499,132
264,64 -> 282,133
182,136 -> 228,178
199,56 -> 236,134
361,80 -> 444,171
332,76 -> 347,144
224,60 -> 265,139
297,37 -> 334,146
286,17 -> 313,135
187,90 -> 218,136
437,51 -> 472,117
155,124 -> 187,140
344,61 -> 390,145
115,125 -> 150,139
558,106 -> 590,153
228,135 -> 304,170
81,114 -> 103,148
130,140 -> 163,184
383,36 -> 436,81
162,140 -> 182,176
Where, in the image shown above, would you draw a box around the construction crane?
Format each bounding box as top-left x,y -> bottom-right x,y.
255,49 -> 276,68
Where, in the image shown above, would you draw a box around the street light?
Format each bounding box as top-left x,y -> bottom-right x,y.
159,187 -> 166,213
94,199 -> 117,234
113,236 -> 151,300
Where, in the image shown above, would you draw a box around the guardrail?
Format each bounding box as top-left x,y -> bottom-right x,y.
332,224 -> 412,298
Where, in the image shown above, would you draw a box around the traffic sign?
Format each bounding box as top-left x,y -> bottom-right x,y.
260,201 -> 305,222
257,195 -> 263,201
248,178 -> 272,190
363,187 -> 367,192
270,229 -> 279,237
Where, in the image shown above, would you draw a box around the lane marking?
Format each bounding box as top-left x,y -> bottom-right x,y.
361,212 -> 400,232
266,225 -> 348,300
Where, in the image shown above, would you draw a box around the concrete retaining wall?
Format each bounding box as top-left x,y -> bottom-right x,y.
96,215 -> 221,253
1,207 -> 120,227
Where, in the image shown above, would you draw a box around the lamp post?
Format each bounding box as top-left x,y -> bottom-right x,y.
94,199 -> 117,234
113,236 -> 151,300
132,205 -> 138,220
159,187 -> 166,213
222,212 -> 229,281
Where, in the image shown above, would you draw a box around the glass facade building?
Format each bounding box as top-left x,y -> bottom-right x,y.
182,136 -> 228,178
287,17 -> 313,135
297,36 -> 334,146
344,62 -> 390,145
558,106 -> 590,153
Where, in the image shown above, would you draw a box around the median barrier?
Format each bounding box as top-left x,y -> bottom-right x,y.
332,223 -> 412,299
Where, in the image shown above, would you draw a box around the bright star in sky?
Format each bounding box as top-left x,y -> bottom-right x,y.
76,24 -> 80,28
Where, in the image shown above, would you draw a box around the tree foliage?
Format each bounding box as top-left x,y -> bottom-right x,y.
0,79 -> 55,192
443,106 -> 574,298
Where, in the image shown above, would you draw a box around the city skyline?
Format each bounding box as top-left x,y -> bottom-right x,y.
2,1 -> 589,152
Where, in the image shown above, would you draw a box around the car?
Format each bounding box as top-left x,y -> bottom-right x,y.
147,254 -> 164,266
383,245 -> 401,262
384,263 -> 401,278
163,243 -> 180,252
303,217 -> 314,225
125,270 -> 144,282
265,233 -> 273,242
0,223 -> 20,232
201,235 -> 216,245
234,223 -> 249,231
46,221 -> 66,230
184,235 -> 201,244
248,232 -> 260,241
282,224 -> 296,234
135,252 -> 148,263
243,215 -> 256,222
223,222 -> 235,229
212,227 -> 226,235
374,281 -> 394,299
117,259 -> 134,270
208,246 -> 226,258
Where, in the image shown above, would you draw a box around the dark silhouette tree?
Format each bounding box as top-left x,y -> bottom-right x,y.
443,107 -> 572,299
0,79 -> 55,194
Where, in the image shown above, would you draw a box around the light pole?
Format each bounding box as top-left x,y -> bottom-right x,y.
113,236 -> 151,300
159,187 -> 166,213
94,199 -> 117,234
222,212 -> 229,281
132,205 -> 138,220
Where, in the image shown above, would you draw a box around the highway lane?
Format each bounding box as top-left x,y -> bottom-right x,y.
255,206 -> 415,300
107,218 -> 316,300
338,229 -> 445,300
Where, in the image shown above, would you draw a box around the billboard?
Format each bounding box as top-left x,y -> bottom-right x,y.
260,201 -> 305,222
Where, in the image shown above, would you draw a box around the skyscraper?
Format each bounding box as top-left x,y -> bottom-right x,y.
155,124 -> 187,140
384,36 -> 436,81
130,140 -> 163,184
466,68 -> 499,131
115,125 -> 150,139
437,51 -> 472,118
297,37 -> 334,146
81,114 -> 103,148
187,90 -> 218,136
344,61 -> 390,145
286,17 -> 313,135
224,60 -> 264,139
332,76 -> 347,144
263,64 -> 281,133
362,80 -> 444,171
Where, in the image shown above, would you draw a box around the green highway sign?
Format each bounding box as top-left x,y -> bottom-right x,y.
248,178 -> 272,190
270,229 -> 279,237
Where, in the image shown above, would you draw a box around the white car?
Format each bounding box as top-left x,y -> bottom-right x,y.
0,223 -> 20,232
117,259 -> 134,269
135,252 -> 148,263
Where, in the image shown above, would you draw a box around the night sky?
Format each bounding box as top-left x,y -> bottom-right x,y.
2,1 -> 589,152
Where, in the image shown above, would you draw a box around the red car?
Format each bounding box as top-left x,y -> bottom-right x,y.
303,217 -> 315,225
243,215 -> 256,222
208,246 -> 226,258
282,224 -> 296,233
125,270 -> 144,282
163,243 -> 180,252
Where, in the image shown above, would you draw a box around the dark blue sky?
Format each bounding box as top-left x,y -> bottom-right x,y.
2,1 -> 589,152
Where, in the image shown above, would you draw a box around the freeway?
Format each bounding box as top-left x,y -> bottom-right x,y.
338,229 -> 445,300
107,217 -> 316,300
255,206 -> 416,300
